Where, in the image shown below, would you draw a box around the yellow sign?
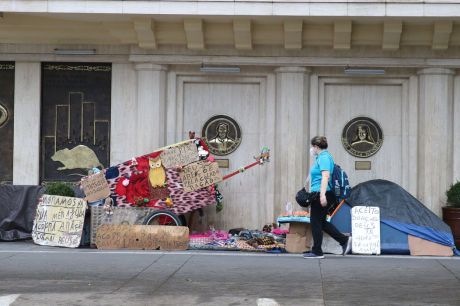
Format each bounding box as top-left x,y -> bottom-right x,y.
32,195 -> 87,248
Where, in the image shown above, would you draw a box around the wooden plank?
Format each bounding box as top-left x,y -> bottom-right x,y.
96,224 -> 189,250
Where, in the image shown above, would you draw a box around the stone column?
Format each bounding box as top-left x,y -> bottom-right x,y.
13,62 -> 41,185
454,73 -> 460,183
134,63 -> 168,154
417,68 -> 455,215
111,63 -> 138,165
274,67 -> 310,216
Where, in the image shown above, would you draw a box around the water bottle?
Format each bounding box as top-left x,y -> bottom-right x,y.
335,182 -> 340,197
285,201 -> 293,216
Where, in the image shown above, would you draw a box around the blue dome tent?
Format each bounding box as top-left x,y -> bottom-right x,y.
330,180 -> 459,256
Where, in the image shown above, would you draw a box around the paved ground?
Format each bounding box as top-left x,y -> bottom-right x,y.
0,241 -> 459,306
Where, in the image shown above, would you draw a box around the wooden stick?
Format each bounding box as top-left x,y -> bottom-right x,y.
222,160 -> 261,181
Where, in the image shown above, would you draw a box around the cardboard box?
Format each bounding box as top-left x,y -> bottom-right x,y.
289,222 -> 308,236
408,235 -> 453,257
286,222 -> 313,253
286,233 -> 309,253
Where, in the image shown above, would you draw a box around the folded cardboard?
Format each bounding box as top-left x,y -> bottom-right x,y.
286,222 -> 312,253
289,222 -> 308,236
408,235 -> 453,257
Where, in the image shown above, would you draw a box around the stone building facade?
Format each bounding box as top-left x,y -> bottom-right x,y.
1,0 -> 459,229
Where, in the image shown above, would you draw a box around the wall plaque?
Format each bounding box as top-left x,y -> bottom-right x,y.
202,115 -> 241,156
215,159 -> 230,169
355,161 -> 372,171
342,117 -> 383,158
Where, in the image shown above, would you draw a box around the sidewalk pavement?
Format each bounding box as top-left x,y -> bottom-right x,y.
0,240 -> 459,306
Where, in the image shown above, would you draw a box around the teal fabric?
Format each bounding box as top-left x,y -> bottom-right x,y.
310,150 -> 334,192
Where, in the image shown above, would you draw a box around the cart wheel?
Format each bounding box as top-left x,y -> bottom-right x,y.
143,210 -> 182,226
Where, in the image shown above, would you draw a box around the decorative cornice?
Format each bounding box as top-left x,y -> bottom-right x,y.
417,68 -> 455,76
274,67 -> 310,74
134,63 -> 168,71
0,63 -> 14,70
3,1 -> 460,18
43,64 -> 111,72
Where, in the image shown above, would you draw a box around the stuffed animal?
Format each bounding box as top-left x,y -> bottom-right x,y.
148,156 -> 166,188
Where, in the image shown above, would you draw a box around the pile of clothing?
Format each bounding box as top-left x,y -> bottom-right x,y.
188,227 -> 286,252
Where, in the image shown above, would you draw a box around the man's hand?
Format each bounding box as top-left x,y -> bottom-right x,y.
320,194 -> 327,207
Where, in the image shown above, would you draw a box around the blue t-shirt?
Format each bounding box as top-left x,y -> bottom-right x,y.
310,150 -> 334,192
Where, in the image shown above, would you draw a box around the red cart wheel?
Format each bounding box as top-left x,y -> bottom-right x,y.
143,210 -> 182,226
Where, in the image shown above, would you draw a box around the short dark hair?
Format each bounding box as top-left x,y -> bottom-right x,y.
311,136 -> 328,149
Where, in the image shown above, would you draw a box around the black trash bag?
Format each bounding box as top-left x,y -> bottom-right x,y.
295,188 -> 319,208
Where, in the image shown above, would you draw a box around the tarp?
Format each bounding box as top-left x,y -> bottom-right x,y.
347,179 -> 458,254
0,185 -> 44,241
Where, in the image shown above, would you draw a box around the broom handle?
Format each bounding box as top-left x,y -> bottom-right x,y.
222,160 -> 261,181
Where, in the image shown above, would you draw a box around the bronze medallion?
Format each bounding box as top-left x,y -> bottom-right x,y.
342,117 -> 383,158
0,104 -> 8,128
202,115 -> 242,156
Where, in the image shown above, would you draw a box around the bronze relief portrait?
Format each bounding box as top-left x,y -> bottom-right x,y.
342,117 -> 383,158
202,115 -> 242,156
0,104 -> 8,128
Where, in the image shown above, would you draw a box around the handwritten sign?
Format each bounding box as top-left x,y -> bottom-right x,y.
81,172 -> 110,202
160,142 -> 199,169
180,161 -> 223,192
351,206 -> 380,255
95,224 -> 189,250
32,195 -> 87,248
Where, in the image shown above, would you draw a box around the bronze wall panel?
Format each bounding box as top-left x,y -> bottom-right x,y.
41,63 -> 111,181
0,62 -> 14,183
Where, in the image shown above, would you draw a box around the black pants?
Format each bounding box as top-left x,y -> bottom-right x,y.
310,191 -> 348,256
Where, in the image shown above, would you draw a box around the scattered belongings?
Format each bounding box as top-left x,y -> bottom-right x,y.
188,227 -> 285,253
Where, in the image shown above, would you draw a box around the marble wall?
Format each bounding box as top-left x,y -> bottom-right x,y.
9,60 -> 460,228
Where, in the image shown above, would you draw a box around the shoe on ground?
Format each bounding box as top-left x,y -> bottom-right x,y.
342,236 -> 352,256
303,252 -> 324,259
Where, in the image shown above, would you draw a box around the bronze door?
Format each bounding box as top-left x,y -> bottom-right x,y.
40,63 -> 111,181
0,62 -> 14,183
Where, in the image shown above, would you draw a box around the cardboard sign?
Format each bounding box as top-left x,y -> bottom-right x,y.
180,161 -> 223,192
32,195 -> 87,248
81,172 -> 110,202
95,224 -> 189,250
160,142 -> 199,169
351,206 -> 380,255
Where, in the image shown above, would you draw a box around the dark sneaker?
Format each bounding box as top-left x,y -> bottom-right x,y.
303,252 -> 324,259
342,236 -> 352,256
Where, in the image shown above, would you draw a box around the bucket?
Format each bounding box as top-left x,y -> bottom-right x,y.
442,206 -> 460,248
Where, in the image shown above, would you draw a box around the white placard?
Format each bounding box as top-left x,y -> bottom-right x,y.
32,195 -> 87,248
351,206 -> 380,255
